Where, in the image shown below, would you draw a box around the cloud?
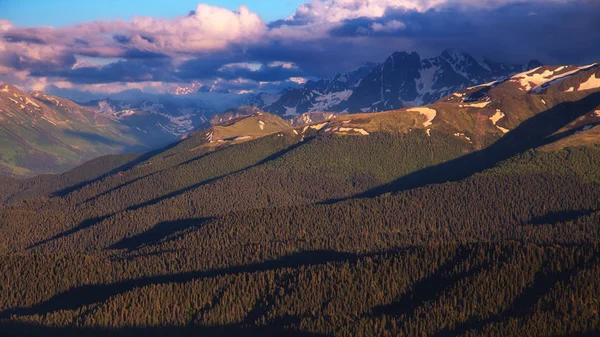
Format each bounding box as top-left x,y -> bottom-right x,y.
0,0 -> 598,94
370,20 -> 407,32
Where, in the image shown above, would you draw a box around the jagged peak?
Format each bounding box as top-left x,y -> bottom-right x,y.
440,49 -> 467,60
388,51 -> 419,60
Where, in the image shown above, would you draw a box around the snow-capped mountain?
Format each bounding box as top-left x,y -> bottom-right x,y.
168,83 -> 204,96
256,63 -> 375,115
255,50 -> 541,115
91,98 -> 209,145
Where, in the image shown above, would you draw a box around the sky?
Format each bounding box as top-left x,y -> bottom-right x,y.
0,0 -> 306,26
0,0 -> 599,95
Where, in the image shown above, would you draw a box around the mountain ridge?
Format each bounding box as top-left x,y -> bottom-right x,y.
254,49 -> 542,116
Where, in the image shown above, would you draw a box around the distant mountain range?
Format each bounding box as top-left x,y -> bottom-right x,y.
5,50 -> 598,177
252,50 -> 542,115
88,98 -> 209,140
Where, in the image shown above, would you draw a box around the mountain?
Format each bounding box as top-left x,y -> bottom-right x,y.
210,107 -> 343,129
0,61 -> 599,337
168,83 -> 203,96
256,50 -> 541,115
0,83 -> 149,176
209,106 -> 265,126
204,111 -> 292,145
89,98 -> 209,144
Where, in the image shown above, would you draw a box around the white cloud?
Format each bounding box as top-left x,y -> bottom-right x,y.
290,0 -> 575,23
371,20 -> 406,32
291,0 -> 448,23
289,77 -> 308,84
128,4 -> 266,52
268,62 -> 298,69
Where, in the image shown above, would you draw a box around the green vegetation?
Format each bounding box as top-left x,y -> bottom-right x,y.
0,84 -> 599,336
0,84 -> 144,176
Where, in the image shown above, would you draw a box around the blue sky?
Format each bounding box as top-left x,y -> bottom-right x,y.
0,0 -> 305,26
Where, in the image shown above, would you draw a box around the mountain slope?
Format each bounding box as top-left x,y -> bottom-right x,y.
0,83 -> 147,176
257,50 -> 540,115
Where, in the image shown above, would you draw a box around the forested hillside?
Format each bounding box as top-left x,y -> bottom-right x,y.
1,73 -> 599,336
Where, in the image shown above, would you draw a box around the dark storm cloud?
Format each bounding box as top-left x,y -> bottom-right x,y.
328,2 -> 600,64
219,64 -> 308,82
31,59 -> 176,84
123,49 -> 170,60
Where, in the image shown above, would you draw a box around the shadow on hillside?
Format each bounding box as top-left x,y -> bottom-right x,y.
524,209 -> 597,226
29,138 -> 312,250
64,130 -> 126,147
0,322 -> 330,337
53,138 -> 185,197
0,250 -> 356,319
352,91 -> 600,198
78,141 -> 236,206
109,217 -> 213,250
126,137 -> 308,212
431,252 -> 598,337
26,214 -> 111,250
370,246 -> 506,318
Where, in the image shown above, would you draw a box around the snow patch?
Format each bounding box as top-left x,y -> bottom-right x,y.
338,127 -> 369,136
466,101 -> 491,108
283,105 -> 298,116
309,90 -> 352,112
407,107 -> 437,127
489,110 -> 505,125
258,120 -> 265,130
578,73 -> 600,91
565,87 -> 574,92
595,110 -> 600,117
490,109 -> 509,134
411,64 -> 441,106
426,129 -> 431,136
310,122 -> 328,131
453,132 -> 472,142
466,81 -> 497,91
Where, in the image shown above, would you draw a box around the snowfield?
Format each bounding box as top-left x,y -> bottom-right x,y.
490,109 -> 510,134
578,73 -> 600,91
407,107 -> 437,127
